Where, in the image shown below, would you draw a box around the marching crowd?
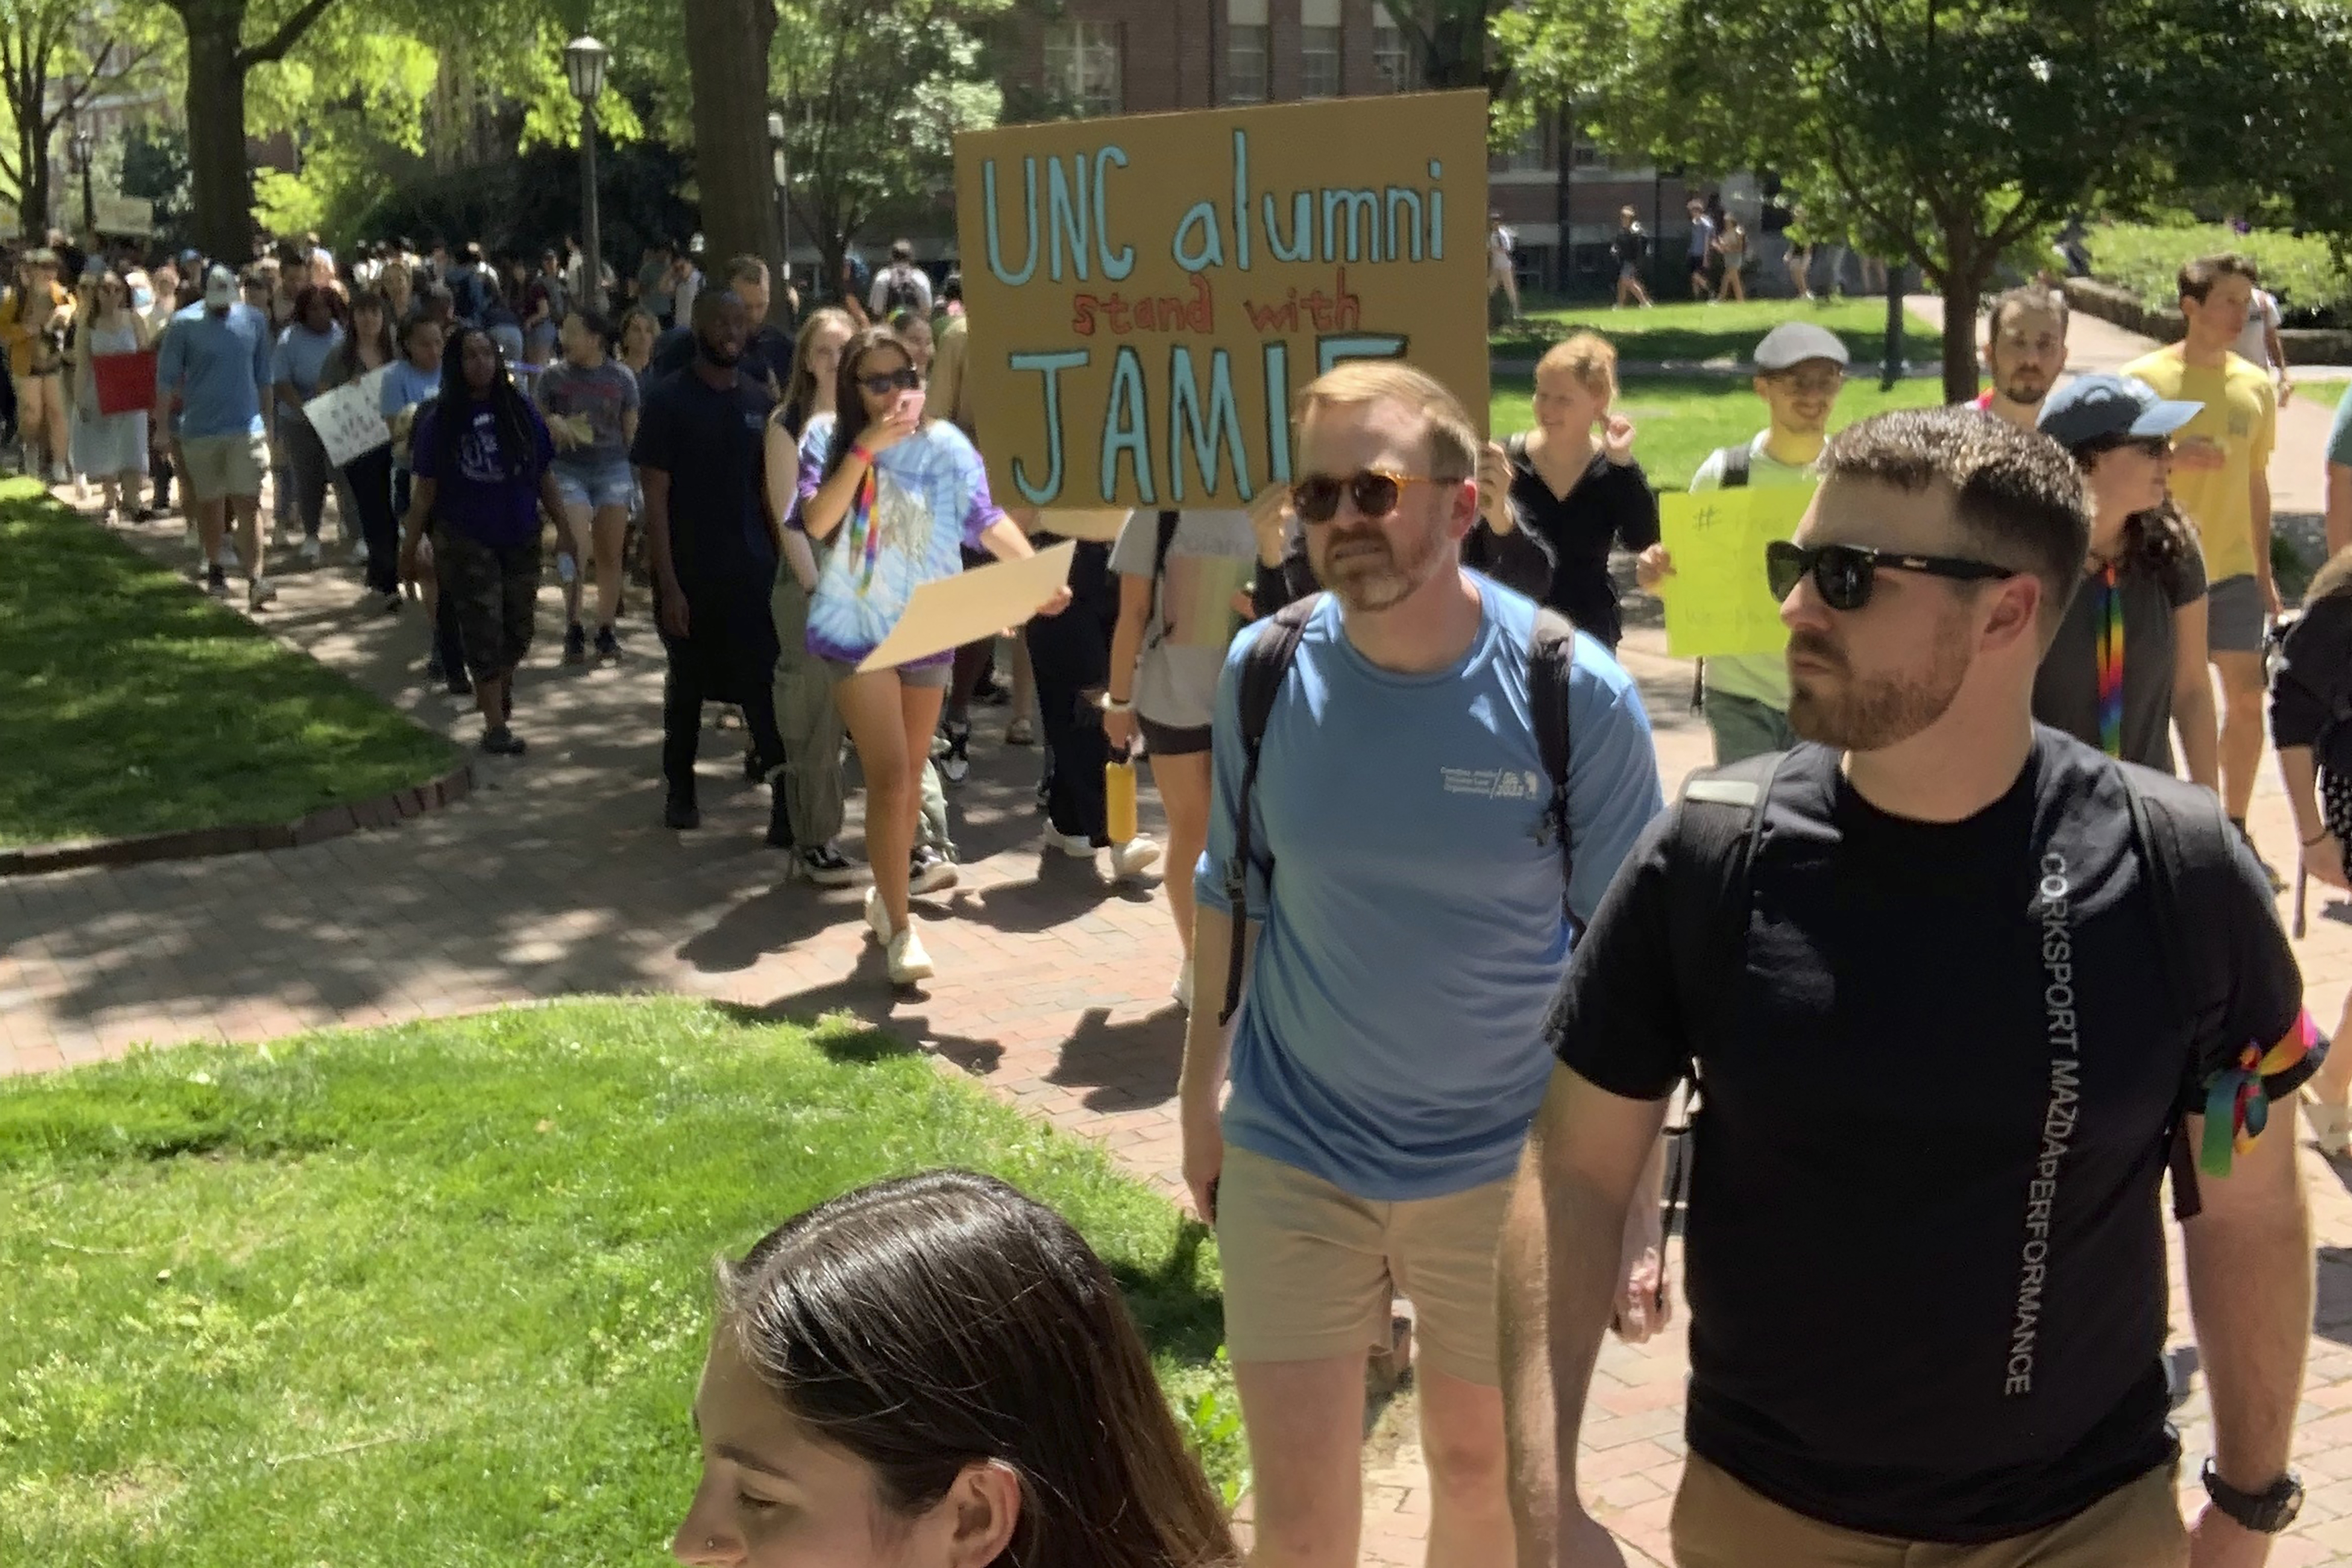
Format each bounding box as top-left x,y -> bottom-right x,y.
25,216 -> 2352,1564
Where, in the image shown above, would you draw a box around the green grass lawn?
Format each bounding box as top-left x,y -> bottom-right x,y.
0,999 -> 1245,1565
0,482 -> 457,847
1492,297 -> 1941,367
2301,378 -> 2350,412
1493,372 -> 1949,492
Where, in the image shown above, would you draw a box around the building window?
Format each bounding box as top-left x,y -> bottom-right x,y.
1043,20 -> 1122,117
1372,4 -> 1415,92
1300,26 -> 1341,98
1228,25 -> 1269,103
1500,122 -> 1547,172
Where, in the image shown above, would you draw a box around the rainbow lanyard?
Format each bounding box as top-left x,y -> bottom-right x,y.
844,466 -> 882,595
2093,563 -> 2124,757
2201,1012 -> 2322,1176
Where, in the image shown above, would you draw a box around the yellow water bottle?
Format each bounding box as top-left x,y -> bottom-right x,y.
1105,751 -> 1139,845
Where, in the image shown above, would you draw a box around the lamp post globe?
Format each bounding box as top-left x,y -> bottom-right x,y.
564,36 -> 611,312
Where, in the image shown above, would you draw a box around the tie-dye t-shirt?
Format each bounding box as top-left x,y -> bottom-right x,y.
791,414 -> 1002,668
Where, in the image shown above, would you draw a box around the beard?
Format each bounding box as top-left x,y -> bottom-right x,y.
1312,512 -> 1451,613
1998,368 -> 2055,406
1786,612 -> 1973,751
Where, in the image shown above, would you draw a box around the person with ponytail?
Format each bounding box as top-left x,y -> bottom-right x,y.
2272,546 -> 2352,1153
675,1170 -> 1237,1568
2031,374 -> 2219,788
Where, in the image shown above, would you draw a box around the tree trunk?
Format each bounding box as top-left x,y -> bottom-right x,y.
180,0 -> 253,265
682,0 -> 788,327
1937,229 -> 1987,405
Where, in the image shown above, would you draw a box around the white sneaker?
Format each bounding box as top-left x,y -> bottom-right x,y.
248,577 -> 278,610
1042,827 -> 1097,858
909,846 -> 960,895
886,925 -> 934,984
1110,836 -> 1162,881
863,885 -> 893,943
1172,962 -> 1194,1012
299,536 -> 323,564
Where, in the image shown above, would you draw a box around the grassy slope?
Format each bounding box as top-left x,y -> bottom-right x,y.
0,484 -> 456,847
0,999 -> 1244,1565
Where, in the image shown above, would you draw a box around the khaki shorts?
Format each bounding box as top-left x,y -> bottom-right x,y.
179,430 -> 269,504
1215,1143 -> 1512,1385
1671,1453 -> 2187,1568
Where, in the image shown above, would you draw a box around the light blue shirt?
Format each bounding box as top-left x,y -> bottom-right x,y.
155,302 -> 273,439
1196,578 -> 1665,1200
272,322 -> 343,401
381,358 -> 442,471
2328,387 -> 2352,469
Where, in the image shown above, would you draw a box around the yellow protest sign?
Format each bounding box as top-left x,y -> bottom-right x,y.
1656,485 -> 1817,658
951,92 -> 1490,510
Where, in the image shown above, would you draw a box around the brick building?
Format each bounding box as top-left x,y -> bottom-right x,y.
975,0 -> 1742,297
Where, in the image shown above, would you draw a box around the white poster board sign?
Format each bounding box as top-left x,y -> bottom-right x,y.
855,541 -> 1076,673
303,365 -> 395,468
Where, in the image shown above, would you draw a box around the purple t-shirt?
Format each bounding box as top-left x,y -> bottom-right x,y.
412,399 -> 555,548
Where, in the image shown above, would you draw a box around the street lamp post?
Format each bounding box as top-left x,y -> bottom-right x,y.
564,36 -> 611,314
69,127 -> 94,236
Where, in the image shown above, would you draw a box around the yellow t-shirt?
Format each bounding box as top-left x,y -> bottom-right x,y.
2118,347 -> 2276,583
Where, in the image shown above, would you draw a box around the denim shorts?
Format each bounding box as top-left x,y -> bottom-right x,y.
552,457 -> 633,510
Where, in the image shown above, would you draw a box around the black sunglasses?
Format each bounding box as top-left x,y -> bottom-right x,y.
1289,468 -> 1452,524
857,367 -> 922,396
1765,540 -> 2016,612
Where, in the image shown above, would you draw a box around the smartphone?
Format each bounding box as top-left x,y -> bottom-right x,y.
897,387 -> 926,425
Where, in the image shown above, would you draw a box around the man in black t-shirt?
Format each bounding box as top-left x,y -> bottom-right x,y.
648,254 -> 791,396
1501,405 -> 2320,1566
631,289 -> 787,841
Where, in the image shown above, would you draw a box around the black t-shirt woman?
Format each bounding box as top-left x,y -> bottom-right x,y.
2032,391 -> 2217,785
1475,332 -> 1660,650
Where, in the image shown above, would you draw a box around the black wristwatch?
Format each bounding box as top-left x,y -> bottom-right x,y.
2201,1457 -> 2304,1533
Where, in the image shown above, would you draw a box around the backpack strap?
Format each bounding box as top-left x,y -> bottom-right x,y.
1658,750 -> 1786,1243
2122,766 -> 2239,1221
1217,593 -> 1322,1027
1527,607 -> 1579,928
1717,442 -> 1753,489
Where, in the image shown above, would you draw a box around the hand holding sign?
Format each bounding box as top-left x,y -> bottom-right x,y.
303,365 -> 397,469
1655,485 -> 1817,659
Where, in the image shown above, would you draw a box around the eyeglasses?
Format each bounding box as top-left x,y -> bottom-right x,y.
1765,540 -> 2016,612
857,367 -> 922,396
1289,468 -> 1455,524
1768,370 -> 1846,396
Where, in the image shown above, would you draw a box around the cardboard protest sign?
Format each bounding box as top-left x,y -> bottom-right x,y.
303,366 -> 394,468
854,541 -> 1076,673
1656,485 -> 1816,658
952,91 -> 1488,510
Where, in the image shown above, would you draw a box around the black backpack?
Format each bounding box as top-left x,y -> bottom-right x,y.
881,266 -> 924,316
1653,746 -> 2239,1248
1216,594 -> 1581,1025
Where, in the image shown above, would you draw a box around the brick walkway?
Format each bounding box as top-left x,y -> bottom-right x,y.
11,323 -> 2352,1559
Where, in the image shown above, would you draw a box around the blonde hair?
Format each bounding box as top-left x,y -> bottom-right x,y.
2307,545 -> 2352,606
1296,360 -> 1478,480
1535,332 -> 1617,401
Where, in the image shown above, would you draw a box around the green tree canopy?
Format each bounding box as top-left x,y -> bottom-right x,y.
1497,0 -> 2352,397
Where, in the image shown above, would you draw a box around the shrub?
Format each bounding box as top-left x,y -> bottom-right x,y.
2089,222 -> 2352,327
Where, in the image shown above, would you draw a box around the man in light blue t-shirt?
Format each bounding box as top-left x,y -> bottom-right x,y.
156,265 -> 277,609
1180,361 -> 1665,1568
2327,384 -> 2352,557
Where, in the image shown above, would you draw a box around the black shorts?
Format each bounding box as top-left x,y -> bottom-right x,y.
1140,714 -> 1212,757
434,525 -> 541,681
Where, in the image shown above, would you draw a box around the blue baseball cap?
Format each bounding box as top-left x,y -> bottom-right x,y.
2036,373 -> 2202,449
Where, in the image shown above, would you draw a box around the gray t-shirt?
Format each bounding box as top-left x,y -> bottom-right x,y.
535,359 -> 641,468
1108,507 -> 1258,730
2032,539 -> 2207,773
